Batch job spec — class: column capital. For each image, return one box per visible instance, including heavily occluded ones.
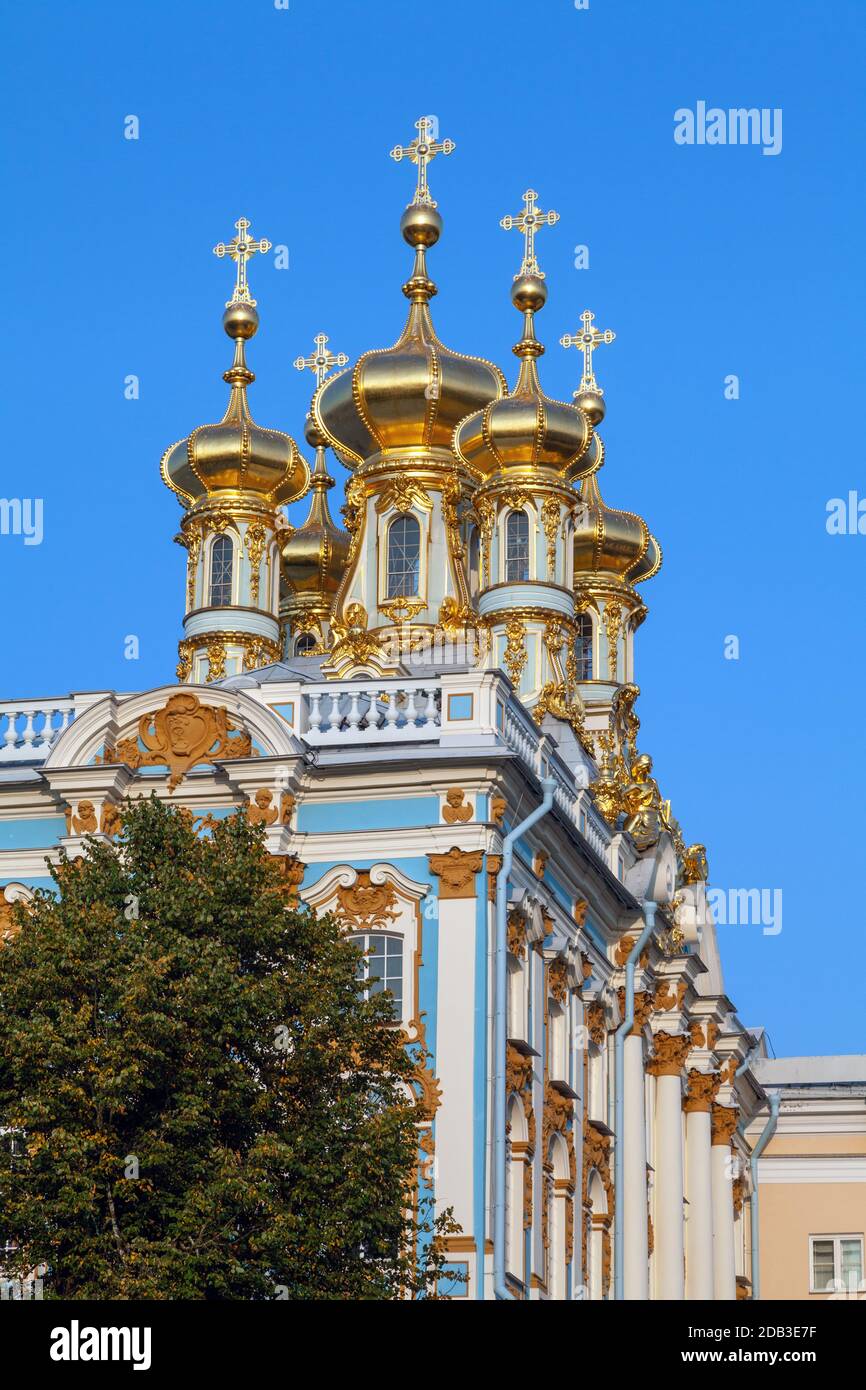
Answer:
[617,987,654,1037]
[683,1068,721,1114]
[646,1030,691,1077]
[711,1103,740,1146]
[427,846,483,898]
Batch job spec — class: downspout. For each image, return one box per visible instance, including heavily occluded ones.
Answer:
[745,1091,780,1301]
[613,900,657,1301]
[493,777,557,1302]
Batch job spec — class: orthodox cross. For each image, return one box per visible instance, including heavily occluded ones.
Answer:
[213,217,272,306]
[390,116,455,206]
[293,332,349,388]
[500,190,559,277]
[560,310,616,392]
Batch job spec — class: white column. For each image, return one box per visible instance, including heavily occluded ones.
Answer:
[623,1031,648,1299]
[711,1106,739,1300]
[684,1072,718,1301]
[434,896,477,1241]
[649,1033,690,1300]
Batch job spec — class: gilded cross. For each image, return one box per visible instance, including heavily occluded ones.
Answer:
[213,217,272,307]
[560,310,616,392]
[390,116,455,207]
[293,332,349,389]
[500,190,559,277]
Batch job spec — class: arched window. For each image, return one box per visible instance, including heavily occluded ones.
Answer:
[468,526,481,598]
[506,1095,527,1285]
[575,611,593,680]
[386,514,421,598]
[294,633,316,656]
[505,511,530,582]
[209,535,233,607]
[348,932,403,1019]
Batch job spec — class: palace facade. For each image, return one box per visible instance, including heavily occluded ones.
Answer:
[2,120,862,1300]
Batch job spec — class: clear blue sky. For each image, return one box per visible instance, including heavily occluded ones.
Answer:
[1,0,864,1055]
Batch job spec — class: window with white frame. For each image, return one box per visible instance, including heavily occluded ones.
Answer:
[209,534,234,607]
[505,510,530,582]
[809,1234,864,1294]
[386,514,421,598]
[348,932,403,1019]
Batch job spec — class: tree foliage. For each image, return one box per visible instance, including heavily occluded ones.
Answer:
[0,797,457,1299]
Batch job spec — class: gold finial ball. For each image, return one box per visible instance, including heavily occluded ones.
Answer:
[223,301,259,340]
[401,203,442,248]
[304,413,329,449]
[574,388,606,426]
[511,273,547,313]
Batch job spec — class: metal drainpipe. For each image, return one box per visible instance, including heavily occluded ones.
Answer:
[745,1091,780,1301]
[613,900,657,1301]
[493,777,557,1302]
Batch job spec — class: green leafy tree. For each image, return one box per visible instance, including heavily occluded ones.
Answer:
[0,797,458,1299]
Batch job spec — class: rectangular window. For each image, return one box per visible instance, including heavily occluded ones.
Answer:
[809,1234,864,1294]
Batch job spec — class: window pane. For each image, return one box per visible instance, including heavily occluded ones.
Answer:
[348,933,402,1018]
[575,612,593,679]
[505,512,530,582]
[387,515,421,597]
[841,1239,863,1282]
[209,535,233,607]
[812,1240,835,1289]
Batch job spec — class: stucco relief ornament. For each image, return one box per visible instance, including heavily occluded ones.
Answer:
[427,847,483,899]
[548,958,569,1005]
[99,693,255,792]
[335,871,399,932]
[441,788,473,824]
[621,753,664,850]
[682,842,709,885]
[646,1030,692,1077]
[682,1068,721,1113]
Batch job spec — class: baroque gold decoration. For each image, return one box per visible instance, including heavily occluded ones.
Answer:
[646,1031,691,1078]
[442,788,472,824]
[176,638,195,682]
[244,523,267,605]
[335,871,399,932]
[683,1069,721,1114]
[602,599,623,681]
[100,801,122,838]
[548,959,569,1006]
[682,843,709,885]
[390,115,455,209]
[329,602,381,666]
[275,854,305,906]
[711,1104,740,1147]
[428,847,483,899]
[500,189,560,279]
[573,899,588,926]
[71,800,97,835]
[378,597,425,625]
[507,909,526,959]
[101,693,255,792]
[503,615,528,687]
[560,309,616,397]
[541,497,561,578]
[247,789,279,826]
[206,639,227,682]
[213,216,271,308]
[375,476,431,514]
[487,853,502,903]
[586,1002,606,1047]
[616,987,654,1036]
[491,795,507,827]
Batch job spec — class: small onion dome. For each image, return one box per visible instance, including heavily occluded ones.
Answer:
[279,445,350,603]
[573,471,662,585]
[162,301,310,508]
[452,274,600,483]
[311,205,506,468]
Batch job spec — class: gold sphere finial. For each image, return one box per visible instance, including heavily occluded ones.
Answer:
[573,388,606,426]
[401,202,442,248]
[223,301,259,341]
[511,273,547,314]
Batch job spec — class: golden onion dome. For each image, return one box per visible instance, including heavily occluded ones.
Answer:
[161,299,309,509]
[452,271,599,482]
[279,428,350,602]
[311,203,507,468]
[573,469,662,585]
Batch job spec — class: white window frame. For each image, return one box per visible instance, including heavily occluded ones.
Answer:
[808,1233,864,1294]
